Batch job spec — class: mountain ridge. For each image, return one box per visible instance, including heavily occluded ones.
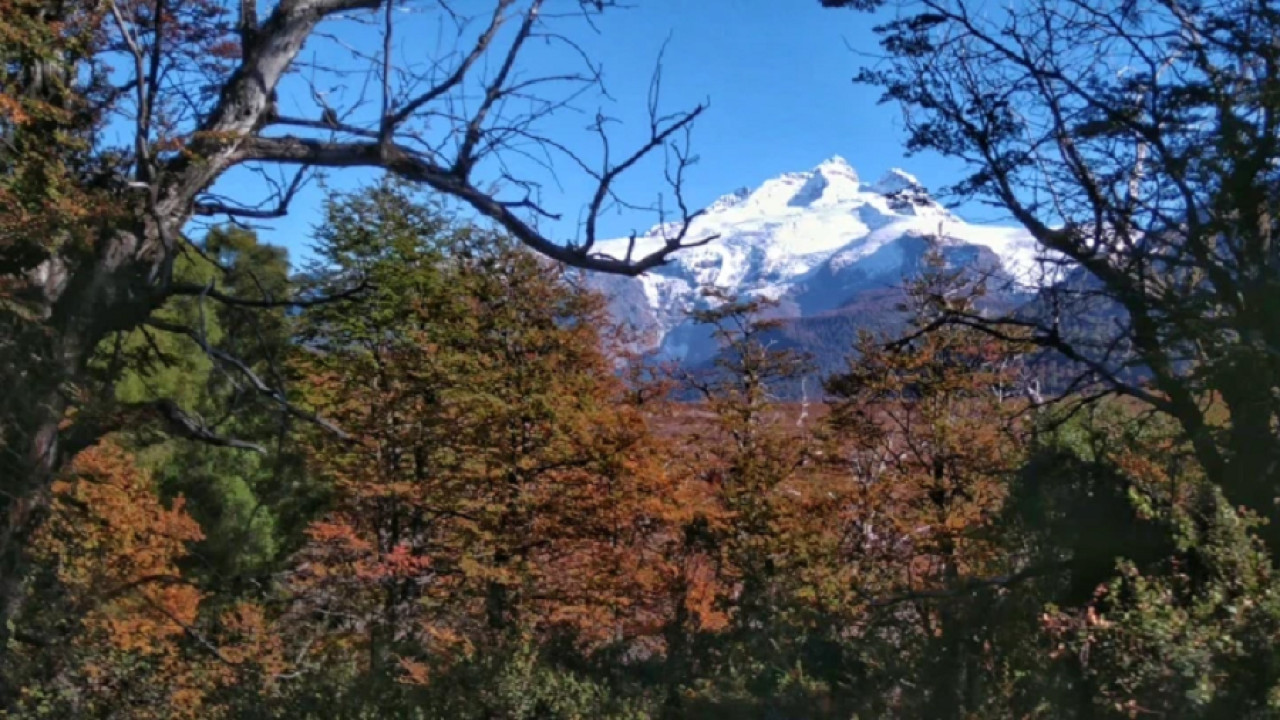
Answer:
[587,156,1047,367]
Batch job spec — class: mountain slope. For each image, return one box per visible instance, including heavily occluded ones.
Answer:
[588,156,1046,367]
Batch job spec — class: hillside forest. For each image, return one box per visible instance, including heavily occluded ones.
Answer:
[4,0,1280,718]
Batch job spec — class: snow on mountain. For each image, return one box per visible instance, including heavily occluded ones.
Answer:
[869,167,922,196]
[588,157,1048,363]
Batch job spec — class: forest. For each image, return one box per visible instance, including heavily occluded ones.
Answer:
[3,0,1280,717]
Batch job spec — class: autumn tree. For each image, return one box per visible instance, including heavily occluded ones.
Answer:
[823,250,1033,717]
[0,0,716,663]
[3,441,288,719]
[278,183,674,717]
[5,442,209,718]
[643,288,862,717]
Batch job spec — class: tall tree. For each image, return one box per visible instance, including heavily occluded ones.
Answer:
[824,252,1031,717]
[653,289,859,717]
[1029,403,1280,718]
[836,0,1280,549]
[282,184,672,715]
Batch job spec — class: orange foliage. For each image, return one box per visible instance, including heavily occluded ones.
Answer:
[825,269,1031,604]
[290,242,686,682]
[34,443,205,655]
[11,442,286,719]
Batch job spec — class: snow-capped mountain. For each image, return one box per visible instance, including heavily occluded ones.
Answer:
[588,156,1047,367]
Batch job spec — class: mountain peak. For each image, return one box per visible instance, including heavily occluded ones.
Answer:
[589,155,1043,364]
[871,168,922,195]
[787,156,861,208]
[814,155,858,179]
[705,186,753,212]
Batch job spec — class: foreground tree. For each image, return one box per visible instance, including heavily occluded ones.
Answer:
[0,0,713,661]
[823,252,1032,717]
[278,184,673,717]
[1030,404,1280,718]
[651,289,864,717]
[835,0,1280,549]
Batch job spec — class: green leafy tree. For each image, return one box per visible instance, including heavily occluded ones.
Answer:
[1022,405,1280,718]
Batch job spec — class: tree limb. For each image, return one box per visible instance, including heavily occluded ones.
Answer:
[167,279,368,308]
[146,320,352,441]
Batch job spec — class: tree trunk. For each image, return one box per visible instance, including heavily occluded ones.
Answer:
[1219,376,1280,551]
[0,381,69,702]
[0,228,158,703]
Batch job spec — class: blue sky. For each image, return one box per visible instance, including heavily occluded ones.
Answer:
[230,0,989,265]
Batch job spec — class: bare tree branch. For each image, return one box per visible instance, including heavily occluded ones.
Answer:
[1,0,718,652]
[167,279,368,308]
[150,399,268,453]
[237,128,717,274]
[194,166,312,219]
[854,0,1280,541]
[146,319,352,441]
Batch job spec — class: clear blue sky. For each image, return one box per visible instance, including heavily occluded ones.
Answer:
[232,1,987,266]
